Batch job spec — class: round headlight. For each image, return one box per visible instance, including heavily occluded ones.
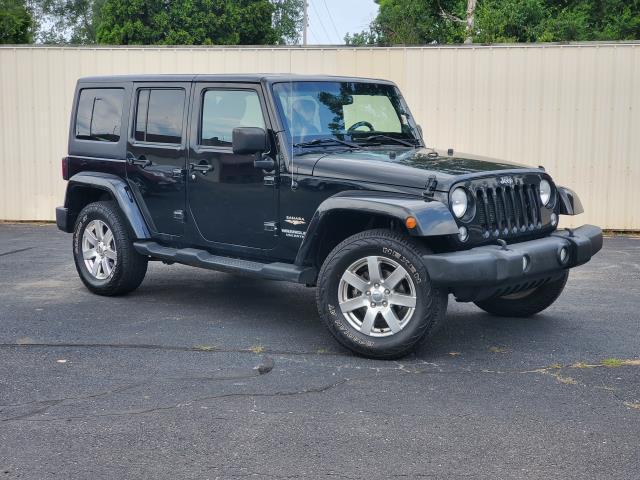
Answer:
[450,188,468,218]
[539,179,552,206]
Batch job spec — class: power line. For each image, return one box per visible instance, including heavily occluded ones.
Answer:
[302,1,308,45]
[309,0,334,44]
[321,0,341,42]
[307,26,320,44]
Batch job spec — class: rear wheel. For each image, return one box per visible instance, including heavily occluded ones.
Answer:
[316,229,447,359]
[474,271,569,317]
[73,201,148,296]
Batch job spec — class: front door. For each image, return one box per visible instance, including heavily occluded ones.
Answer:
[187,83,277,250]
[126,82,190,238]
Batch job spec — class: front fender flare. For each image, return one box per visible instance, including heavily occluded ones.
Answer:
[65,172,151,239]
[295,191,459,266]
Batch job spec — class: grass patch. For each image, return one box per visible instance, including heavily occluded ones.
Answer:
[193,345,215,352]
[250,345,265,354]
[602,358,625,367]
[555,374,578,385]
[488,346,509,354]
[570,362,597,369]
[603,358,640,367]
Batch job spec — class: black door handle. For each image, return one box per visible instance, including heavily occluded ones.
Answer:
[127,154,151,168]
[190,163,213,174]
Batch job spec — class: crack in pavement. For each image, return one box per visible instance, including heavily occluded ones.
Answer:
[2,341,638,423]
[5,358,637,423]
[1,378,350,423]
[0,356,277,422]
[0,247,34,257]
[0,342,343,357]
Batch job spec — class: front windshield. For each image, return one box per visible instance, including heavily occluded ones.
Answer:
[272,81,421,148]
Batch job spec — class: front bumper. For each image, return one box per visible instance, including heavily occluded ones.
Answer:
[422,224,603,302]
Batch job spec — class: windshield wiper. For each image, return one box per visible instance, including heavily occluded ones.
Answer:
[293,138,359,149]
[353,135,418,147]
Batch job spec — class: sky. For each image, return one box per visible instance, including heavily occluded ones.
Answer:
[305,0,379,45]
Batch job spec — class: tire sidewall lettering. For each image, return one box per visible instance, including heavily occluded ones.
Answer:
[73,213,89,256]
[381,245,422,285]
[333,316,375,347]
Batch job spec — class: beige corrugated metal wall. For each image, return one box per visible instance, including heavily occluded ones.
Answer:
[1,44,638,229]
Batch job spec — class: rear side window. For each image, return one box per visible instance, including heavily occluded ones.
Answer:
[134,88,185,144]
[75,88,124,142]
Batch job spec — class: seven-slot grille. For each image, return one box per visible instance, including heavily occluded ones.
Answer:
[474,182,543,237]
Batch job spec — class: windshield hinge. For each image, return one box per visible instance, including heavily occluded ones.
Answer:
[423,176,438,200]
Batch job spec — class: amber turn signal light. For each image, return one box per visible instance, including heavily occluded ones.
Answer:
[405,217,417,229]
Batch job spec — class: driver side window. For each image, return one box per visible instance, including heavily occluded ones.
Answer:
[200,89,265,147]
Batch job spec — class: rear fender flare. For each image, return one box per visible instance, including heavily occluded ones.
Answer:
[295,191,459,266]
[65,172,150,239]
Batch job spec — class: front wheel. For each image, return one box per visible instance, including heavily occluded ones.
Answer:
[474,271,569,317]
[316,229,448,359]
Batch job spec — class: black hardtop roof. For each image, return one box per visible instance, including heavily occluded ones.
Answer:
[78,73,395,85]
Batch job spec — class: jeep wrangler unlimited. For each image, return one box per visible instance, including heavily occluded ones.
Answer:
[56,74,602,359]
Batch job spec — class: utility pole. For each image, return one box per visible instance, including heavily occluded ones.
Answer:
[303,1,308,45]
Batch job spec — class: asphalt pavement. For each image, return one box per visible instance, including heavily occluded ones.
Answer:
[0,224,639,479]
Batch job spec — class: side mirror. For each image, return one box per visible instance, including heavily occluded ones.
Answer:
[232,127,267,155]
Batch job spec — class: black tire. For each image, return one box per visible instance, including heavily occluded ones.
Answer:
[474,271,569,317]
[316,229,448,359]
[73,201,148,296]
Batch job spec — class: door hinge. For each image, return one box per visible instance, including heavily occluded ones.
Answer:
[264,221,278,235]
[173,210,185,222]
[264,175,279,187]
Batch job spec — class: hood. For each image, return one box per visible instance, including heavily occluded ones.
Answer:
[310,147,542,191]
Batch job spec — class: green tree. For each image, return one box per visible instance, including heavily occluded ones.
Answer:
[348,0,640,45]
[35,0,104,43]
[0,0,34,43]
[271,0,303,44]
[346,0,467,45]
[95,0,277,45]
[345,29,381,46]
[474,0,548,43]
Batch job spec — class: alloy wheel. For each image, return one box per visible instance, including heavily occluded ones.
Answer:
[82,219,117,280]
[338,255,417,337]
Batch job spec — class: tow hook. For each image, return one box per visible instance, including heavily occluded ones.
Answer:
[497,239,509,251]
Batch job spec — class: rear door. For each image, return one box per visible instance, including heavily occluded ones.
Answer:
[126,82,191,239]
[186,83,277,250]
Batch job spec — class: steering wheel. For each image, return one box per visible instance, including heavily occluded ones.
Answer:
[347,121,374,134]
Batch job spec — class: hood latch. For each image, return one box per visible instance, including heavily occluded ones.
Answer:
[423,175,438,200]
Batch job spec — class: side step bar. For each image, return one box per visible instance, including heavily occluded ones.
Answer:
[133,241,316,284]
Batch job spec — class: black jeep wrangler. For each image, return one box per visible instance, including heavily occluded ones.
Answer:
[56,74,602,359]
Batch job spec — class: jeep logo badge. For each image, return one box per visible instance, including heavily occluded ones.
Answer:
[499,176,514,186]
